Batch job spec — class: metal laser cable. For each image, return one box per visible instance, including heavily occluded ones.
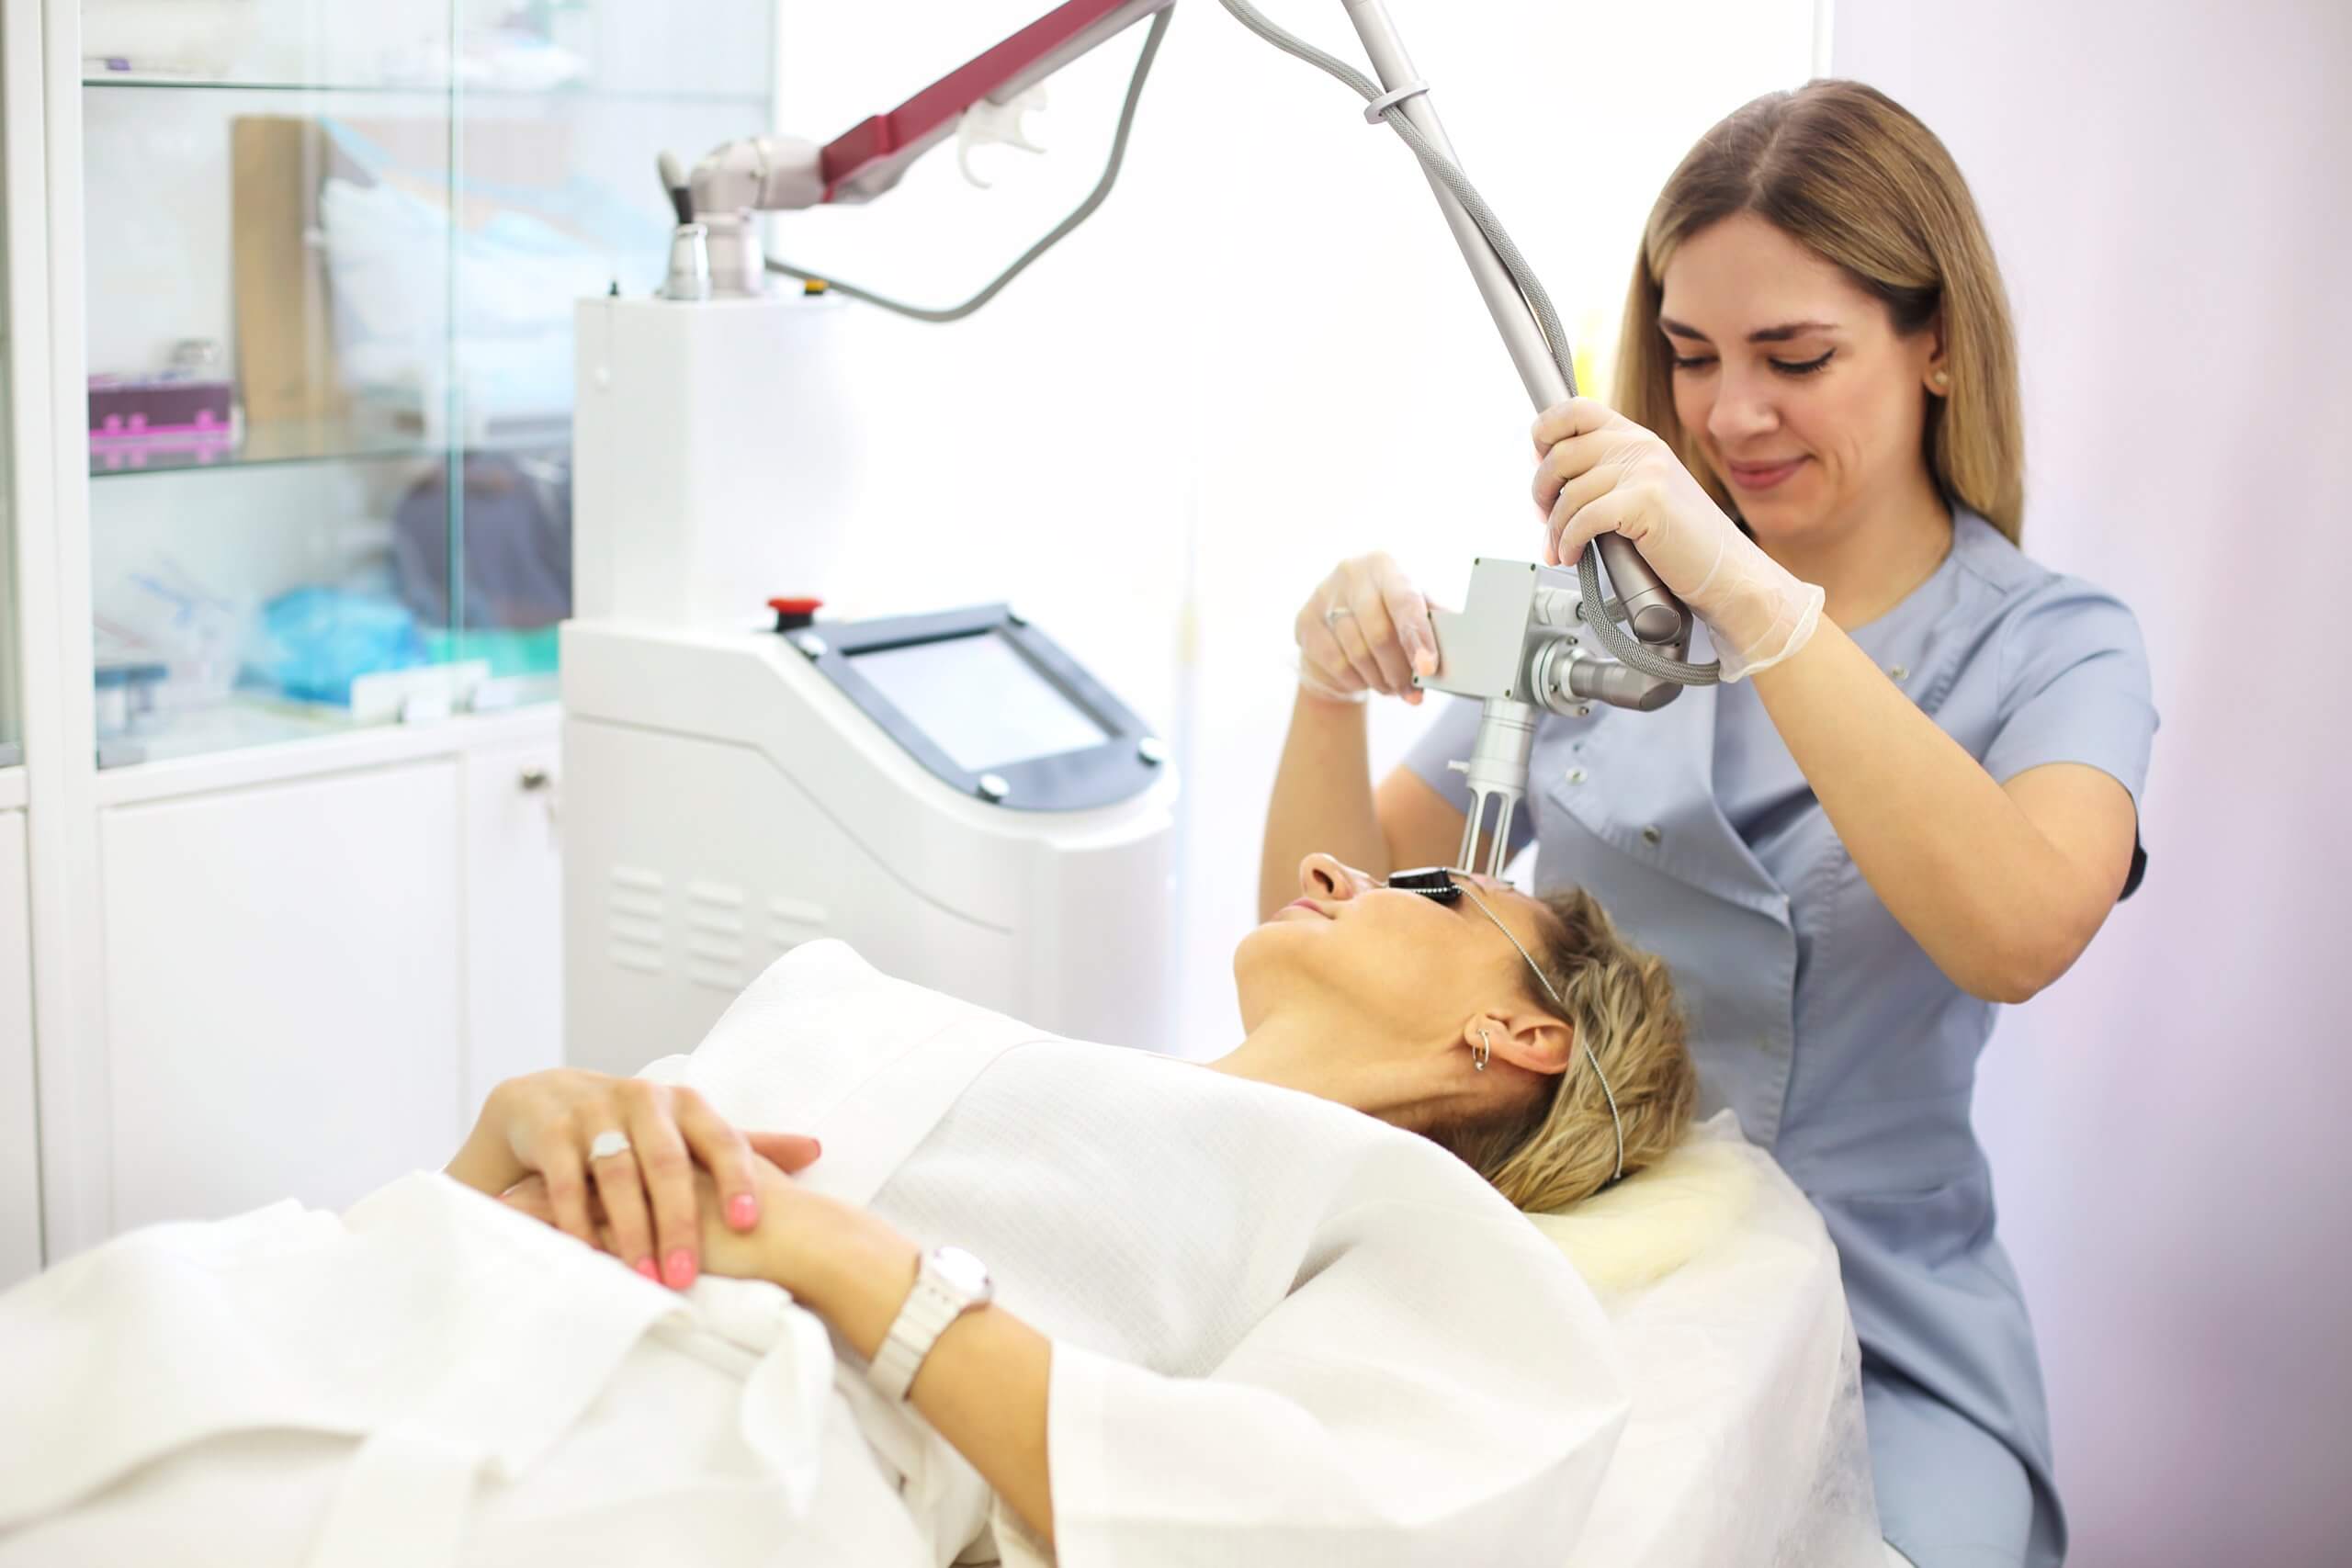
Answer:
[1215,0,1715,686]
[764,0,1717,685]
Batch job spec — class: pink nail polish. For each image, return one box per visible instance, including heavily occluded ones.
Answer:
[729,1193,758,1230]
[663,1249,697,1290]
[634,1258,660,1282]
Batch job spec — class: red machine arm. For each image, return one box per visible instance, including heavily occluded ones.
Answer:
[820,0,1178,204]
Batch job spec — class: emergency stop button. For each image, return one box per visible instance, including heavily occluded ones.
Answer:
[769,596,824,632]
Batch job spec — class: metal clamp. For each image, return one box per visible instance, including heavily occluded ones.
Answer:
[661,222,712,301]
[1448,696,1540,878]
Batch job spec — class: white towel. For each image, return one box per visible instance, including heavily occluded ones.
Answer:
[0,1173,925,1568]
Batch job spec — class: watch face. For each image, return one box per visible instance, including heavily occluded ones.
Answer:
[932,1245,991,1297]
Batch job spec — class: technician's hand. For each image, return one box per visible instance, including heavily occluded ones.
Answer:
[447,1068,822,1290]
[1531,396,1822,681]
[1295,552,1442,706]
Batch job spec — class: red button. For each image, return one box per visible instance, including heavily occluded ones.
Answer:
[767,596,824,616]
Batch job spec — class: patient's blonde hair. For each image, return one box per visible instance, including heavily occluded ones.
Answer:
[1442,888,1696,1212]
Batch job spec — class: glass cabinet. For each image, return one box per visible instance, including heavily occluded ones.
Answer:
[0,53,18,772]
[77,0,777,765]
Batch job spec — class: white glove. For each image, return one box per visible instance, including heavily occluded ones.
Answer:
[1294,553,1440,706]
[1530,397,1824,682]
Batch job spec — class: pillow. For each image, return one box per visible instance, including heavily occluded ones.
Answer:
[1525,1111,1760,1294]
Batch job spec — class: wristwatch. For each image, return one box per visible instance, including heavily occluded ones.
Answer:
[868,1245,994,1403]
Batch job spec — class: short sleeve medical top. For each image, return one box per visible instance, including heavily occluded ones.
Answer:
[1404,511,2156,1568]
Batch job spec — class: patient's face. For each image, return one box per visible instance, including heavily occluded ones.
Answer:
[1235,852,1556,1042]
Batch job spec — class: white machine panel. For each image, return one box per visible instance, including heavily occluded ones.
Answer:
[572,292,862,626]
[562,621,1177,1077]
[849,632,1111,773]
[567,287,1177,1076]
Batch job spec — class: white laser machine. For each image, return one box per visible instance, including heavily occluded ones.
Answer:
[564,296,1177,1076]
[563,6,1208,1074]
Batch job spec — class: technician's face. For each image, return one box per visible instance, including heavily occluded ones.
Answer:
[1657,211,1943,549]
[1239,852,1549,1038]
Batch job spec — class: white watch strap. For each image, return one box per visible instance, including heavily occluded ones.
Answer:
[869,1252,979,1403]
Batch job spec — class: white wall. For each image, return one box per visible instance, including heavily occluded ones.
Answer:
[780,0,1816,1048]
[1832,4,2352,1563]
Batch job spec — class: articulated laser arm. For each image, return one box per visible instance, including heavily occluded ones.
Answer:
[653,0,1718,872]
[655,1,1174,295]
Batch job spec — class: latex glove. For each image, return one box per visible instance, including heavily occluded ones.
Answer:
[1294,552,1441,706]
[1531,397,1824,681]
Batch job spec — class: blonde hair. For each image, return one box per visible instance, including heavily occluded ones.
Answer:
[1611,79,2026,543]
[1441,887,1696,1212]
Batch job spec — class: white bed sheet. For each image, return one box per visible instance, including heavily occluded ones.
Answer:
[1543,1111,1882,1567]
[0,990,1873,1568]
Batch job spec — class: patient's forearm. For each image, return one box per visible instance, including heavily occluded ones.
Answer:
[911,1308,1055,1547]
[803,1224,1057,1547]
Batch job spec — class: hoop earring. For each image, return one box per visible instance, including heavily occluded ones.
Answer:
[1473,1028,1491,1073]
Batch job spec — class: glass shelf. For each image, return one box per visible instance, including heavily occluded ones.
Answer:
[84,76,772,108]
[96,691,383,768]
[80,0,777,770]
[94,668,561,770]
[87,413,575,478]
[90,416,433,478]
[79,0,778,100]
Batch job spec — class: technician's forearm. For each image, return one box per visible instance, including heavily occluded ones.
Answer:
[805,1228,1057,1547]
[1260,690,1391,919]
[1752,621,2113,1001]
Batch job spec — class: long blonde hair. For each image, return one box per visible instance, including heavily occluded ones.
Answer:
[1440,887,1695,1212]
[1612,79,2026,543]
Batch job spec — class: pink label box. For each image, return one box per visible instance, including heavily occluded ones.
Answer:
[88,377,238,451]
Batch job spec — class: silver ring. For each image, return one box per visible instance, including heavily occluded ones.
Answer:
[1322,604,1356,627]
[587,1129,633,1162]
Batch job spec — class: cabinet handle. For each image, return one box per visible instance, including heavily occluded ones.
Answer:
[519,768,552,792]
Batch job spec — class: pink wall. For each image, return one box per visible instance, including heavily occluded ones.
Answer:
[1834,3,2352,1562]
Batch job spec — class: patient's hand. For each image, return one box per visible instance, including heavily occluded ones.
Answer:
[501,1156,899,1311]
[447,1068,821,1290]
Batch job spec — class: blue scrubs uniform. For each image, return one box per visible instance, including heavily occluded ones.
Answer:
[1406,512,2154,1568]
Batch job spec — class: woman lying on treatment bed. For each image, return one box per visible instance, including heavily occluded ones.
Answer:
[0,855,1696,1567]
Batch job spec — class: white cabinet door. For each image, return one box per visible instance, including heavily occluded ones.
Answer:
[462,738,563,1114]
[0,809,37,1287]
[101,761,464,1231]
